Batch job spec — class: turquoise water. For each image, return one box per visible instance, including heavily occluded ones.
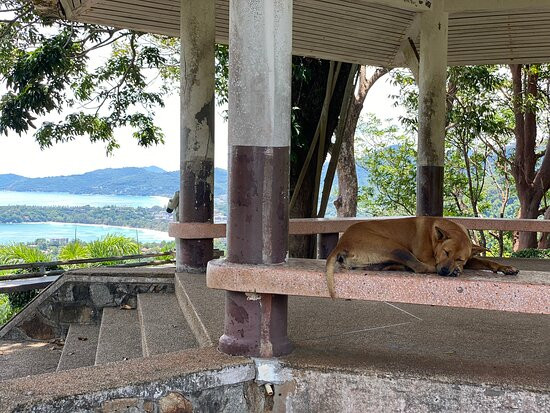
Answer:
[0,222,171,244]
[0,191,172,244]
[0,191,169,208]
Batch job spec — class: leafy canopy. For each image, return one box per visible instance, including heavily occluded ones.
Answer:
[0,1,229,153]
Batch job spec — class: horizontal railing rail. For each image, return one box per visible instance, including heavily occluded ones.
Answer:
[170,217,550,239]
[0,252,174,273]
[0,252,175,282]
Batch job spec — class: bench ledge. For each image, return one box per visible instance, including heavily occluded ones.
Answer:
[206,258,550,315]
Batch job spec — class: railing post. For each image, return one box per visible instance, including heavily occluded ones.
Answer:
[218,0,293,357]
[177,0,215,272]
[317,233,339,259]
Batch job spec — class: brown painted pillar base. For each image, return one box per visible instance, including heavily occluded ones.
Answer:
[219,291,292,357]
[227,146,289,264]
[178,240,213,271]
[220,146,292,357]
[178,158,214,271]
[317,233,339,259]
[416,165,444,217]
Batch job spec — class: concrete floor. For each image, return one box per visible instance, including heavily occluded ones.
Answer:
[180,270,550,390]
[2,261,549,393]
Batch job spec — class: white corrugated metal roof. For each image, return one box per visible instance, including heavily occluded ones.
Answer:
[55,0,550,66]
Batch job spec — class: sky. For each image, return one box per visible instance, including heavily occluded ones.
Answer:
[0,70,401,178]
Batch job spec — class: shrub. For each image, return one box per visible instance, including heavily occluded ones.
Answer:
[511,248,550,258]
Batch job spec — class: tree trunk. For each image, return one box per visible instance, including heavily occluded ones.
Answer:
[509,64,550,250]
[289,58,352,257]
[335,66,389,217]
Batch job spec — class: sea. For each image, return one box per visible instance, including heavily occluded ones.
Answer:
[0,191,172,244]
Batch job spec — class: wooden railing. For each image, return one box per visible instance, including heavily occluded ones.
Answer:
[170,217,550,239]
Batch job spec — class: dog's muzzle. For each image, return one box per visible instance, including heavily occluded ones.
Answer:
[438,266,460,277]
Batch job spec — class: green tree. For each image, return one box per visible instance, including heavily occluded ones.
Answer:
[392,65,550,250]
[0,243,50,264]
[0,0,174,151]
[0,243,50,315]
[59,240,90,268]
[357,114,416,216]
[87,234,138,265]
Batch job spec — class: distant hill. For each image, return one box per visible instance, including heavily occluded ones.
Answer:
[0,164,367,210]
[0,167,229,198]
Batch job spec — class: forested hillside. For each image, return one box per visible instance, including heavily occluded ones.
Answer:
[0,167,229,197]
[0,205,171,231]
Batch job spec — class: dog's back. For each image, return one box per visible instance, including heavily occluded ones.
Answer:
[325,217,472,298]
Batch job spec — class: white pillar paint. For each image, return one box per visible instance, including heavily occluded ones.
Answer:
[418,2,448,168]
[228,0,293,148]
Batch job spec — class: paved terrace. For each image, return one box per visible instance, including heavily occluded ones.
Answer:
[1,263,548,411]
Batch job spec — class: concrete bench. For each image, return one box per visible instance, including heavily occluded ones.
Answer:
[207,258,550,315]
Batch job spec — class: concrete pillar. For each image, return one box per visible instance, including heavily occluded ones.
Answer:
[177,0,215,271]
[219,0,293,357]
[416,2,448,216]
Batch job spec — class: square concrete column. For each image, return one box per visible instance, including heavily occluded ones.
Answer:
[219,0,293,357]
[417,2,448,216]
[177,0,215,271]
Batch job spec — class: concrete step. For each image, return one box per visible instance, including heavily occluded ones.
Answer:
[1,339,62,380]
[95,307,142,365]
[137,293,197,357]
[174,273,225,347]
[57,324,99,372]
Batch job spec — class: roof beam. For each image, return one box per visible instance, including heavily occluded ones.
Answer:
[352,0,431,12]
[391,14,421,79]
[445,0,550,13]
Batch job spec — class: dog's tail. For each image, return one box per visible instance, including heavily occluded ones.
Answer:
[325,249,342,299]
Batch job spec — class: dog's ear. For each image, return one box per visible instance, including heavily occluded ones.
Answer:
[434,226,450,241]
[471,244,489,256]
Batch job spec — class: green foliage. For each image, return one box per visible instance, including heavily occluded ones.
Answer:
[7,289,38,310]
[215,44,229,110]
[0,244,47,312]
[0,1,189,152]
[357,115,416,216]
[86,234,140,266]
[0,243,50,265]
[87,234,138,261]
[0,293,14,325]
[59,240,90,261]
[511,249,550,258]
[157,241,176,261]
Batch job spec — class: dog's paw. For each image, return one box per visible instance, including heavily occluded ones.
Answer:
[499,266,519,276]
[438,271,459,278]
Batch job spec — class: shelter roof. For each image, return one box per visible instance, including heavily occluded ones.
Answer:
[47,0,550,66]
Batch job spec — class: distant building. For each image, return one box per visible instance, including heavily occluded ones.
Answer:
[49,238,69,246]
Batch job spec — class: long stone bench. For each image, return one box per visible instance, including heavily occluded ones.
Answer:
[207,258,550,315]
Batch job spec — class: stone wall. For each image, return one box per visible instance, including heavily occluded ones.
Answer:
[1,269,174,341]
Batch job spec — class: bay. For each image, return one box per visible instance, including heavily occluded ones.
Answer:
[0,222,171,244]
[0,191,169,208]
[0,191,172,244]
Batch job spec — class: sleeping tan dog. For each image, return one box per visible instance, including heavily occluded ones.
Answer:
[325,217,519,298]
